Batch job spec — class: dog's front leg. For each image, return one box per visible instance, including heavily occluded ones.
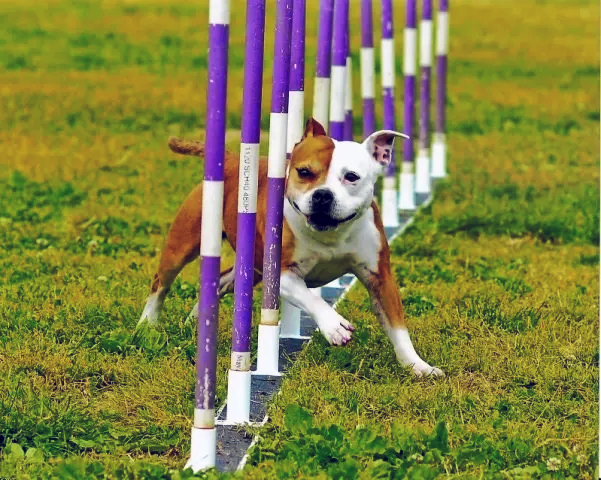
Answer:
[280,271,354,345]
[354,261,444,377]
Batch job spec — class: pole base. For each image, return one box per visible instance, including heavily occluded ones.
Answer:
[415,150,431,194]
[398,172,416,211]
[279,300,302,338]
[382,186,400,228]
[185,427,216,473]
[254,324,282,376]
[224,369,251,425]
[431,134,447,178]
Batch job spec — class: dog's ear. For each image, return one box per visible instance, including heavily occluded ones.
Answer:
[302,117,327,139]
[362,130,410,167]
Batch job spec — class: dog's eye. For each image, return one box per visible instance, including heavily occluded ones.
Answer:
[296,168,313,179]
[344,172,360,183]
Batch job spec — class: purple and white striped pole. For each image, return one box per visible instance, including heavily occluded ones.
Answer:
[329,0,348,141]
[399,0,417,211]
[343,14,353,141]
[324,0,349,290]
[415,0,433,202]
[186,0,229,472]
[255,0,293,376]
[360,0,375,138]
[225,0,266,425]
[281,0,307,339]
[380,0,400,227]
[312,0,334,129]
[431,0,448,178]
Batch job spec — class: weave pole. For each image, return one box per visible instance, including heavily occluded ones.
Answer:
[329,0,348,141]
[225,0,266,425]
[280,0,307,339]
[255,0,294,376]
[322,0,349,291]
[360,0,375,137]
[343,13,353,141]
[414,0,433,203]
[312,0,334,128]
[186,0,229,471]
[399,0,417,211]
[380,0,400,227]
[431,0,448,178]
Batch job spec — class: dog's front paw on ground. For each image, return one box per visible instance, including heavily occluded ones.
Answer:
[319,316,354,346]
[411,362,445,377]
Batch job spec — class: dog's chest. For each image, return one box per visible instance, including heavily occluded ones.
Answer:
[294,246,354,287]
[290,216,381,288]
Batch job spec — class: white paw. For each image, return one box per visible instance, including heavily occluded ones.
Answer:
[138,293,162,327]
[318,315,354,346]
[410,361,445,377]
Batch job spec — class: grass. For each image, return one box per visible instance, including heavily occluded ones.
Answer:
[0,0,598,478]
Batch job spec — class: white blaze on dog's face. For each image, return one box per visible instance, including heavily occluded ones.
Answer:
[286,118,409,232]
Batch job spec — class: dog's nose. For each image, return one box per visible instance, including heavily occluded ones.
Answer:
[312,188,334,212]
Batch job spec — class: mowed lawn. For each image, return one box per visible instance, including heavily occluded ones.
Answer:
[0,0,599,478]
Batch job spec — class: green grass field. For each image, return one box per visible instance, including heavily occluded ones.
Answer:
[0,0,599,478]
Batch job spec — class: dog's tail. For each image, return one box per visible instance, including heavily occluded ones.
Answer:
[168,136,205,157]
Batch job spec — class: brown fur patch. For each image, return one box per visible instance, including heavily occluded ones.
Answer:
[153,136,298,295]
[367,201,407,328]
[287,135,335,194]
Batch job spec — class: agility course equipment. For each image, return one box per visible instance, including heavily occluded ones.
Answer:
[280,0,307,340]
[185,0,229,470]
[224,0,266,426]
[360,0,376,138]
[398,0,417,211]
[188,0,449,471]
[254,0,294,377]
[380,0,401,227]
[432,0,448,178]
[415,0,433,202]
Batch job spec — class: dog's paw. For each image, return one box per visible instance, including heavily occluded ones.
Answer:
[411,361,445,377]
[319,315,354,346]
[138,293,162,327]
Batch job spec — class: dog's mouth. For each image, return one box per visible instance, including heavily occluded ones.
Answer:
[306,211,356,231]
[290,199,356,231]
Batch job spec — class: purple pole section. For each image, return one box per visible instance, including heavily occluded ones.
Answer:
[436,0,448,136]
[361,0,375,137]
[262,0,293,314]
[290,0,306,94]
[343,7,353,141]
[419,0,432,151]
[316,0,334,78]
[232,0,266,359]
[196,23,228,413]
[381,0,396,178]
[329,0,349,141]
[287,0,306,159]
[403,0,417,164]
[313,0,334,130]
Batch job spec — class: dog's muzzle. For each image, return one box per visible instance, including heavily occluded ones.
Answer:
[303,189,356,231]
[289,192,357,232]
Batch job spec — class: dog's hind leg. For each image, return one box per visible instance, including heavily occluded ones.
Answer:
[139,185,204,326]
[187,267,263,322]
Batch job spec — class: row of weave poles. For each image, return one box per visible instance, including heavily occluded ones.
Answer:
[186,0,449,471]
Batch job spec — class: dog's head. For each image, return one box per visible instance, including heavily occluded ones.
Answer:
[286,118,408,232]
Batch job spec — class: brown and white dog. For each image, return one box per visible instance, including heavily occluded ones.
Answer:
[139,118,443,376]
